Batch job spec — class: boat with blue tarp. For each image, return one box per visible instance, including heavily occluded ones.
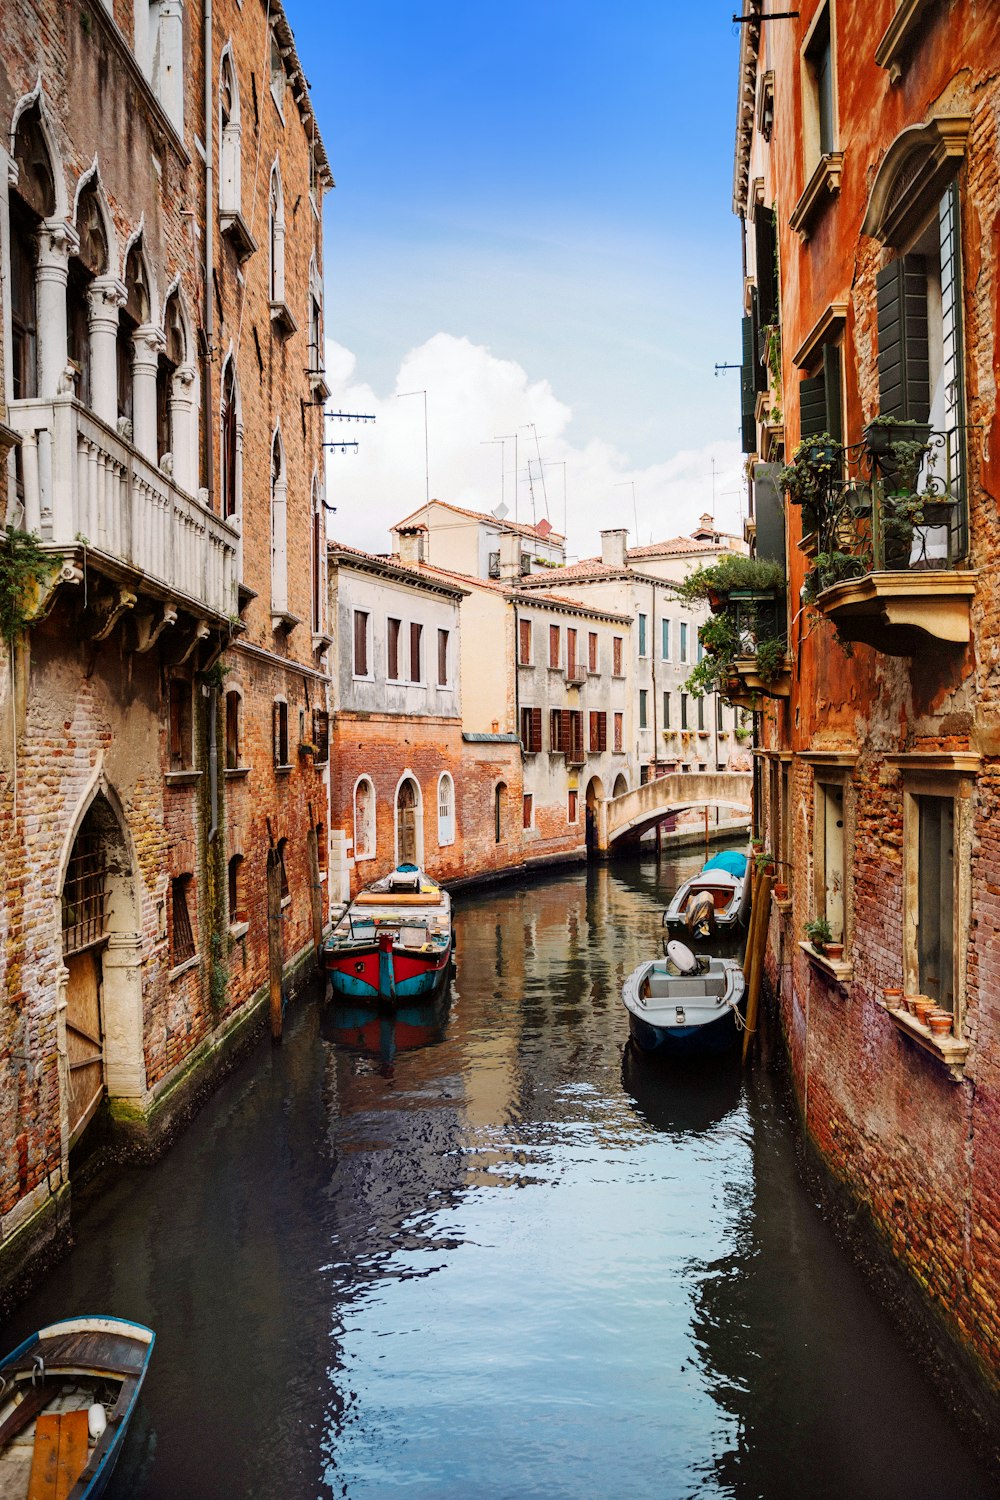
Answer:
[663,848,751,937]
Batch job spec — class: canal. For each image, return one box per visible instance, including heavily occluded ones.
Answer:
[4,856,997,1498]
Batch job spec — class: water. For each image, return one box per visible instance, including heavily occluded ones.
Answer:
[4,856,997,1498]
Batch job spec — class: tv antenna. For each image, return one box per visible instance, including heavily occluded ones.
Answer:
[614,481,639,543]
[521,423,549,519]
[397,389,429,505]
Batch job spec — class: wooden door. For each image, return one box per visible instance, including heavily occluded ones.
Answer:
[65,949,104,1143]
[397,781,418,866]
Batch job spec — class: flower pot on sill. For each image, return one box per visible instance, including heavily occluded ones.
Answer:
[883,987,903,1009]
[824,942,844,961]
[774,882,788,900]
[863,420,931,457]
[913,997,935,1026]
[928,1009,954,1038]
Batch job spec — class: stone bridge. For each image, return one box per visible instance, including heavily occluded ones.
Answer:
[594,772,753,853]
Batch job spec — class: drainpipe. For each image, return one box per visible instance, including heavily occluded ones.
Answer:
[202,0,214,507]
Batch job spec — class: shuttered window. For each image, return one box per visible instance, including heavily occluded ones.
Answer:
[171,876,196,964]
[639,690,648,729]
[799,344,842,441]
[520,706,542,753]
[741,312,757,452]
[755,206,779,335]
[273,700,288,767]
[589,711,607,752]
[613,636,623,675]
[410,622,423,682]
[918,795,955,1010]
[387,617,401,679]
[876,256,930,422]
[588,631,598,672]
[549,624,561,667]
[567,628,578,676]
[353,610,369,676]
[614,712,623,752]
[519,618,532,664]
[437,628,449,686]
[311,709,329,765]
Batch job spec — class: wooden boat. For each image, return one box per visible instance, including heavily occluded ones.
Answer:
[323,865,452,1004]
[0,1316,154,1499]
[663,850,751,938]
[622,943,746,1057]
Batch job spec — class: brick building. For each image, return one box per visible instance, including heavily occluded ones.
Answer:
[734,0,1000,1437]
[0,0,331,1301]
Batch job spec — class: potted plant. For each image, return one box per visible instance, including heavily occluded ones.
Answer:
[754,635,787,685]
[778,432,843,514]
[802,550,864,603]
[862,415,931,458]
[804,915,833,953]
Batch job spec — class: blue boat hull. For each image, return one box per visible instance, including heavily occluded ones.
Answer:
[628,1005,741,1057]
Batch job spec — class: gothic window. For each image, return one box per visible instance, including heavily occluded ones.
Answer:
[354,778,375,860]
[221,357,239,518]
[271,430,288,614]
[219,49,242,215]
[269,165,285,303]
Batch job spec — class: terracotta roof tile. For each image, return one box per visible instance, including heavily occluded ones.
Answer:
[392,499,565,545]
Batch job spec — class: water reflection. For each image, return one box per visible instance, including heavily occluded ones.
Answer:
[1,852,996,1498]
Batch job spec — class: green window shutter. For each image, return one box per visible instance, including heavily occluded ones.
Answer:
[751,287,767,393]
[876,256,930,421]
[752,462,786,564]
[822,343,842,442]
[755,206,778,334]
[799,372,827,439]
[741,314,757,452]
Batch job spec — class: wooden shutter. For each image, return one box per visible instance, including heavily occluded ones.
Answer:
[876,255,930,422]
[530,707,541,752]
[387,618,400,679]
[550,708,560,750]
[613,636,622,675]
[567,628,577,675]
[588,632,598,671]
[438,628,448,685]
[560,709,572,752]
[354,611,368,675]
[799,371,828,439]
[614,712,623,752]
[549,624,560,666]
[590,710,599,750]
[272,701,281,765]
[752,462,786,563]
[755,206,778,335]
[822,343,842,442]
[410,621,422,681]
[751,286,767,393]
[741,313,757,452]
[519,618,531,663]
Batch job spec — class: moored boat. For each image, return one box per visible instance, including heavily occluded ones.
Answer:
[622,942,746,1057]
[663,849,751,938]
[323,865,452,1005]
[0,1316,154,1499]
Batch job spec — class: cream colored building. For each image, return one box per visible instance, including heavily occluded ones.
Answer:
[391,500,565,580]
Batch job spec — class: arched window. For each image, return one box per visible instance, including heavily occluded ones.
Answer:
[67,179,109,410]
[270,429,288,616]
[494,782,507,844]
[219,48,241,216]
[307,254,323,374]
[10,104,58,403]
[156,291,185,465]
[228,853,244,925]
[354,777,375,860]
[224,689,241,769]
[311,475,324,634]
[220,355,240,518]
[396,777,422,867]
[437,773,455,847]
[269,163,285,304]
[117,238,151,429]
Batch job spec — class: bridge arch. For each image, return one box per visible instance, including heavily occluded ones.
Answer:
[596,772,752,852]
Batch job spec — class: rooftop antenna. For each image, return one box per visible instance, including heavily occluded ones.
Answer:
[525,459,538,528]
[521,423,550,520]
[397,389,429,505]
[494,433,518,528]
[614,481,639,544]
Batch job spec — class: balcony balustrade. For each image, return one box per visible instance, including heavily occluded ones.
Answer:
[9,395,239,627]
[790,426,977,655]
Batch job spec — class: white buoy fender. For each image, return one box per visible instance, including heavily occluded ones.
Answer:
[88,1403,107,1441]
[666,939,699,975]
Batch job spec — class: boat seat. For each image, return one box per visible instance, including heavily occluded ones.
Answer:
[28,1409,88,1500]
[648,978,709,998]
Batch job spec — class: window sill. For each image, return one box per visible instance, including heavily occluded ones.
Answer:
[312,631,333,655]
[274,762,293,776]
[280,895,291,910]
[165,770,201,786]
[772,893,793,917]
[270,300,298,338]
[229,920,250,941]
[789,152,844,241]
[220,209,258,263]
[271,610,301,634]
[878,996,969,1079]
[799,941,853,984]
[225,766,250,779]
[168,954,199,981]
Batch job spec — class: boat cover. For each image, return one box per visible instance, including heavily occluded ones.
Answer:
[702,850,748,877]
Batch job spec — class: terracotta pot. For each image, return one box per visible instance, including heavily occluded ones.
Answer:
[774,882,788,900]
[903,995,921,1015]
[928,1010,953,1038]
[825,943,844,960]
[913,998,934,1026]
[883,988,903,1009]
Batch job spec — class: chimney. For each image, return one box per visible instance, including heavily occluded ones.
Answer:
[397,525,425,566]
[601,528,628,568]
[498,529,522,581]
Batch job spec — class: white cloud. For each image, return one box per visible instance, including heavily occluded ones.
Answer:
[324,334,747,558]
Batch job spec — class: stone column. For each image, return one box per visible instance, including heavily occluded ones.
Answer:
[169,363,197,494]
[87,276,127,427]
[271,471,288,613]
[131,324,165,463]
[35,219,79,399]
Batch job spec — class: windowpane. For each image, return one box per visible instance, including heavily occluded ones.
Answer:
[661,619,670,660]
[638,614,647,656]
[918,796,954,1008]
[171,876,196,964]
[639,690,648,729]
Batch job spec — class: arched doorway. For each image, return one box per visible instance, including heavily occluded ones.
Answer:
[60,791,142,1145]
[585,776,604,851]
[396,777,422,867]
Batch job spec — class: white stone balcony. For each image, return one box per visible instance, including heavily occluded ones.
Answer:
[9,396,238,625]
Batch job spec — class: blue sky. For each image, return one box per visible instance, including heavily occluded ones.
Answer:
[288,1,745,554]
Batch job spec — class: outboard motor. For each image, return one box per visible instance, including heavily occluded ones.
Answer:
[684,888,716,940]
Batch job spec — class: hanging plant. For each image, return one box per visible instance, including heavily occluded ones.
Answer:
[0,528,52,645]
[802,550,864,604]
[754,636,787,684]
[778,432,844,513]
[676,553,785,608]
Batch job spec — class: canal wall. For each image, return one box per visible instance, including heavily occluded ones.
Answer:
[760,969,1000,1469]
